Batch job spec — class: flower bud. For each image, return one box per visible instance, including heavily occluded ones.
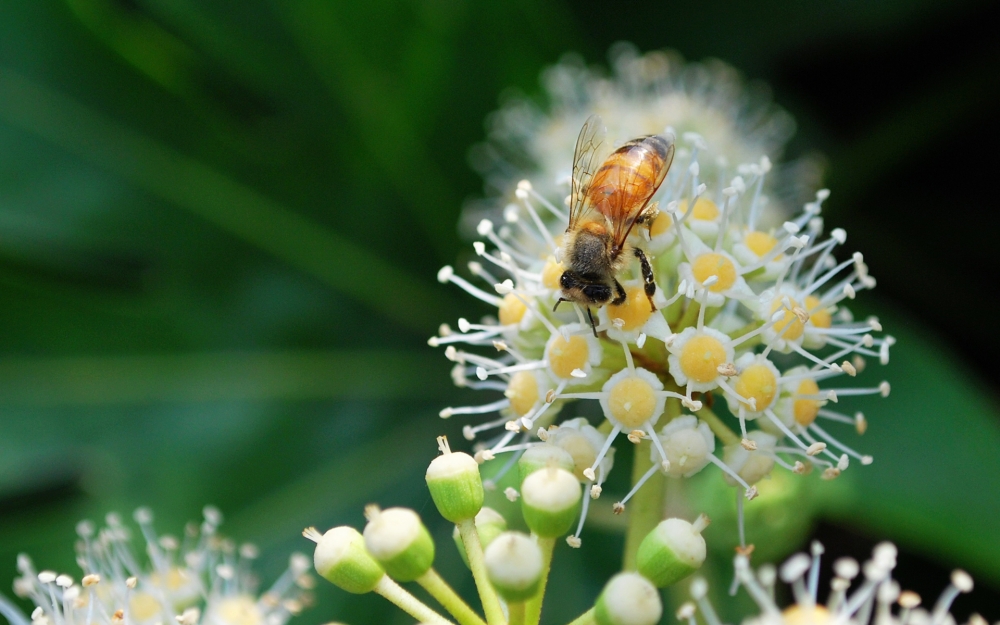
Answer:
[517,444,575,485]
[520,467,581,538]
[594,572,662,625]
[308,526,384,594]
[636,516,707,587]
[362,507,434,582]
[483,532,543,603]
[426,438,484,523]
[452,507,508,568]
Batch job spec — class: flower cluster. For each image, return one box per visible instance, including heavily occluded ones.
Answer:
[433,49,892,549]
[7,508,312,625]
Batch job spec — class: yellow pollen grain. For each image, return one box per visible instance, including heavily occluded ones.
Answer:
[805,295,831,329]
[606,285,653,331]
[794,379,821,426]
[782,604,831,625]
[607,376,658,429]
[216,596,262,625]
[542,259,564,290]
[548,334,590,380]
[558,433,597,481]
[733,364,777,411]
[498,293,528,326]
[681,198,720,221]
[679,335,727,384]
[691,253,737,292]
[505,371,539,417]
[771,296,805,341]
[649,211,673,237]
[744,231,780,258]
[129,593,162,622]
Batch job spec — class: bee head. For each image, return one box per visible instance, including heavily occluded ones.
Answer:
[560,270,612,306]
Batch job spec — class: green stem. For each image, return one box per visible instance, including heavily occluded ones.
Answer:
[523,536,556,625]
[564,607,596,625]
[457,518,507,625]
[374,576,454,625]
[508,603,526,625]
[621,439,665,571]
[696,406,740,446]
[675,300,700,332]
[417,569,487,625]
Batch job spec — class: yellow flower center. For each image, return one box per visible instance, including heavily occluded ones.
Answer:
[733,363,777,411]
[548,334,590,380]
[557,432,597,481]
[770,296,805,341]
[215,596,263,625]
[744,231,780,258]
[794,379,821,426]
[130,593,162,622]
[805,295,831,329]
[542,258,564,290]
[691,253,737,292]
[782,605,831,625]
[649,211,673,237]
[681,198,720,221]
[607,375,658,428]
[606,284,653,331]
[679,335,728,384]
[498,293,527,326]
[505,371,539,417]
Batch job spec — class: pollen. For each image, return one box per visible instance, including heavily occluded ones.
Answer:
[682,197,720,221]
[691,253,737,292]
[649,211,673,237]
[499,293,528,326]
[505,371,540,417]
[770,296,805,341]
[679,335,728,384]
[744,231,779,258]
[542,259,564,290]
[805,295,831,329]
[733,364,777,411]
[607,375,659,429]
[793,379,821,426]
[547,334,590,380]
[606,285,653,331]
[782,605,831,625]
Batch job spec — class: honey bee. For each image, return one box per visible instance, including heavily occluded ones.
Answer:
[554,114,675,335]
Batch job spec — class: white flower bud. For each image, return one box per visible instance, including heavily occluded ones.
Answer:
[363,508,434,582]
[517,444,575,485]
[636,517,707,587]
[452,507,508,569]
[520,467,581,538]
[483,532,543,603]
[594,572,662,625]
[426,438,484,523]
[309,527,384,594]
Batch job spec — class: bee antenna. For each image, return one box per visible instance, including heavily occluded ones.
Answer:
[553,298,568,313]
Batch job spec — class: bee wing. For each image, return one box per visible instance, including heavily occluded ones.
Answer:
[568,114,608,231]
[610,133,675,249]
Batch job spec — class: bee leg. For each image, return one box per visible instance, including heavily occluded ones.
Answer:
[586,307,599,337]
[553,297,569,313]
[634,248,657,311]
[612,279,627,306]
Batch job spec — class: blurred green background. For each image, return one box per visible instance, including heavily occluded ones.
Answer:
[0,0,998,622]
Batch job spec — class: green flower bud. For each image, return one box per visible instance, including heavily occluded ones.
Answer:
[594,572,662,625]
[304,526,384,594]
[452,507,507,568]
[483,532,543,603]
[362,506,435,582]
[520,467,581,538]
[426,437,484,523]
[517,444,575,485]
[636,515,708,588]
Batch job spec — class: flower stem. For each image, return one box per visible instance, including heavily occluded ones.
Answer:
[696,405,740,446]
[621,438,665,571]
[418,568,488,625]
[564,607,596,625]
[508,602,526,625]
[457,518,508,625]
[523,535,556,625]
[374,575,454,625]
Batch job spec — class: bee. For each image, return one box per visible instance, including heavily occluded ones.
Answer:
[554,114,676,335]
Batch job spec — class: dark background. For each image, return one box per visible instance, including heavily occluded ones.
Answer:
[0,1,998,622]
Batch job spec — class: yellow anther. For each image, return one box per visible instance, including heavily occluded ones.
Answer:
[505,371,539,416]
[805,295,831,329]
[607,375,658,429]
[649,211,673,237]
[793,379,821,426]
[606,285,653,331]
[782,605,831,625]
[498,293,528,326]
[679,335,728,384]
[744,231,780,258]
[691,253,737,292]
[771,296,805,341]
[733,364,777,412]
[681,198,720,221]
[547,334,590,380]
[541,258,564,290]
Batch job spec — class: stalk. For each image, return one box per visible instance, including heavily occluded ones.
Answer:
[621,438,665,571]
[457,518,508,625]
[523,536,556,625]
[374,576,454,625]
[417,568,488,625]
